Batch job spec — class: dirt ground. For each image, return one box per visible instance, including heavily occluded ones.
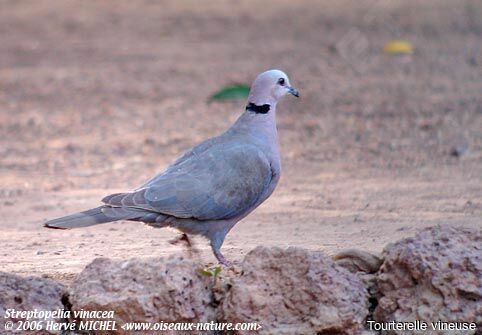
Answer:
[0,0,481,283]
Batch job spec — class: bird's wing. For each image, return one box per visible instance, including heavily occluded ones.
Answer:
[102,141,273,221]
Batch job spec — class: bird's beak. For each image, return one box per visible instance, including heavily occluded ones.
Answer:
[288,86,300,98]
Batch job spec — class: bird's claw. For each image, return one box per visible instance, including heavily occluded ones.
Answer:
[169,233,200,260]
[213,250,231,267]
[169,233,192,247]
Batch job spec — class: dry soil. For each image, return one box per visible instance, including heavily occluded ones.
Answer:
[0,0,481,283]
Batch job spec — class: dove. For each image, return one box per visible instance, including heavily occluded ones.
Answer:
[45,69,299,265]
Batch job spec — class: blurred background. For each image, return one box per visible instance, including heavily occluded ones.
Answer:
[0,0,481,280]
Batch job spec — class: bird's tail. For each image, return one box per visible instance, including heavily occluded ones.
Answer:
[44,206,139,229]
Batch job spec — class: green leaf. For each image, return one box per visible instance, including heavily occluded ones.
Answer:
[213,266,222,277]
[209,84,250,102]
[197,268,213,277]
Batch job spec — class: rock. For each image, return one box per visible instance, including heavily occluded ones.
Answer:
[374,225,482,334]
[333,249,383,326]
[333,249,383,274]
[69,255,216,335]
[219,246,368,335]
[0,272,66,334]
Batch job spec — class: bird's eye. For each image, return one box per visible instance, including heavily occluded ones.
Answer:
[278,78,285,86]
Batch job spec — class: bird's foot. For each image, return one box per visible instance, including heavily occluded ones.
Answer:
[169,233,192,247]
[213,249,231,267]
[169,233,200,259]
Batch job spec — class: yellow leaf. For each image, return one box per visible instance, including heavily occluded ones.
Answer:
[197,268,213,277]
[383,40,413,54]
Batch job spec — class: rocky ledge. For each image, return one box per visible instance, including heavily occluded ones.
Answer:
[1,225,480,335]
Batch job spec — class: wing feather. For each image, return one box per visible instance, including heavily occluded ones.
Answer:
[102,141,273,221]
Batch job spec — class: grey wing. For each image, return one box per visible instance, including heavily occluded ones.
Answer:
[103,143,273,221]
[140,136,222,188]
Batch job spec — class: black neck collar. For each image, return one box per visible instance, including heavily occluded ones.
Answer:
[246,102,270,114]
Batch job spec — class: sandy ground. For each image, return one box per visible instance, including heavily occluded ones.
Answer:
[0,0,481,283]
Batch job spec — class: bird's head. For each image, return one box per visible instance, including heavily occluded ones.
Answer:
[247,69,299,109]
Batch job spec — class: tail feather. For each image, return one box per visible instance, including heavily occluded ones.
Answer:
[44,206,139,229]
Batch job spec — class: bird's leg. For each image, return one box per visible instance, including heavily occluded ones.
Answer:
[169,233,200,259]
[210,237,231,266]
[213,249,231,267]
[179,233,192,247]
[169,233,191,246]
